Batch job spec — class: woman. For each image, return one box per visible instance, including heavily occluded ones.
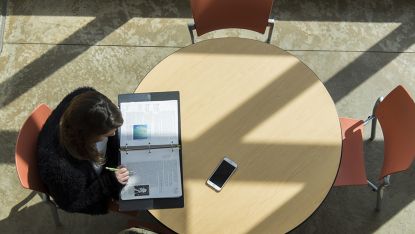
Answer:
[37,87,129,215]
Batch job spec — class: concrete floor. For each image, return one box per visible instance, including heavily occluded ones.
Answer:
[1,0,415,233]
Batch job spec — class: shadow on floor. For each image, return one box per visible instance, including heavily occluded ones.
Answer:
[0,130,18,164]
[0,194,164,234]
[324,22,415,103]
[291,140,415,233]
[0,14,130,108]
[275,0,413,23]
[7,0,414,24]
[2,0,415,108]
[0,202,124,234]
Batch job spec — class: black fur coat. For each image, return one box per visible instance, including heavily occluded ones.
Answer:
[37,87,122,215]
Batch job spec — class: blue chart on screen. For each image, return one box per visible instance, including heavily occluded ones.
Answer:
[133,124,148,140]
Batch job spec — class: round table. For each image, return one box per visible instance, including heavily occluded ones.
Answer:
[135,38,342,233]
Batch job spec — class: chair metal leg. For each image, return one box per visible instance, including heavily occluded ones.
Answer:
[9,191,38,216]
[368,175,390,212]
[363,115,375,126]
[367,179,378,192]
[266,18,275,44]
[375,186,385,212]
[10,191,62,226]
[188,23,196,44]
[370,96,384,141]
[45,195,62,227]
[375,175,390,212]
[47,201,62,227]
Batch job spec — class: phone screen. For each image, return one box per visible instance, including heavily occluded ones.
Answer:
[209,160,237,188]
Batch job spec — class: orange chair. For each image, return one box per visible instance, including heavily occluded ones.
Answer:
[334,118,367,187]
[14,104,62,226]
[188,0,275,44]
[335,85,415,211]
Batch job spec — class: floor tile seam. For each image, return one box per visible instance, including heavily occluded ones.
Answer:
[3,41,183,49]
[0,0,7,55]
[4,42,415,54]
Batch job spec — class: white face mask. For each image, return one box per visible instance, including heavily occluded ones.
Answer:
[94,129,117,142]
[95,137,108,155]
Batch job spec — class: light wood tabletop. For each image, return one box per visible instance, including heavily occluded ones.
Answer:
[135,37,342,233]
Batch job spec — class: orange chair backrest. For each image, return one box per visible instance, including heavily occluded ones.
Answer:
[15,104,52,193]
[191,0,274,36]
[375,85,415,178]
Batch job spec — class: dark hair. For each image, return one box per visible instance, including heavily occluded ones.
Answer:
[59,91,123,163]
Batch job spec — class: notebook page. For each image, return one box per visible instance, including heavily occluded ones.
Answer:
[120,148,182,200]
[119,100,179,147]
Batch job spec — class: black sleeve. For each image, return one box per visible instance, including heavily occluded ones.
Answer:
[38,147,120,215]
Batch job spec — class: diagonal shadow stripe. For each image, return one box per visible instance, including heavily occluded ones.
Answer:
[184,141,339,181]
[0,14,129,108]
[8,0,192,18]
[5,0,413,25]
[274,0,413,23]
[185,62,323,155]
[324,21,415,103]
[0,130,18,164]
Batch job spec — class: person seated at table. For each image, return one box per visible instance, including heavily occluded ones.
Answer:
[37,87,129,214]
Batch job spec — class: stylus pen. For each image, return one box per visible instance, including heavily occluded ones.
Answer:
[105,167,135,175]
[105,167,119,172]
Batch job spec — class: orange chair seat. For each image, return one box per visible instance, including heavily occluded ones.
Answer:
[334,118,368,186]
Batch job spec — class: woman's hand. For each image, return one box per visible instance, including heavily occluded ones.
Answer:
[115,166,129,185]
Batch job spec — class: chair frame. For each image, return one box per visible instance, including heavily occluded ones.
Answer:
[41,192,62,226]
[11,191,62,226]
[359,96,391,212]
[188,18,275,44]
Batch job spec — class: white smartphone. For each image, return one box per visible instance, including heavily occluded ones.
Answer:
[206,157,238,192]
